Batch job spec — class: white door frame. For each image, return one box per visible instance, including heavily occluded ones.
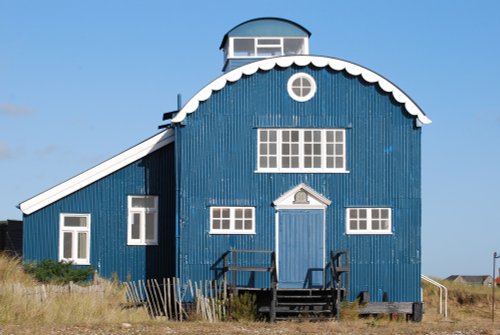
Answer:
[273,183,331,288]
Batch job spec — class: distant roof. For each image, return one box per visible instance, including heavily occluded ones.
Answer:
[171,55,431,126]
[220,17,311,49]
[19,130,174,215]
[445,275,492,284]
[0,220,22,225]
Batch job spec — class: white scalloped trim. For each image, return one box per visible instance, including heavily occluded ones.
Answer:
[172,56,431,125]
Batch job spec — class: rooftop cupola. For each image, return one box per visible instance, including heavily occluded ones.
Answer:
[220,17,311,72]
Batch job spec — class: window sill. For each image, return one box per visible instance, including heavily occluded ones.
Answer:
[60,259,91,266]
[346,231,393,235]
[209,231,256,235]
[255,170,350,174]
[127,242,159,246]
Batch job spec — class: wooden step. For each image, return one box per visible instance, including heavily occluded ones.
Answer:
[277,302,329,307]
[259,306,332,313]
[275,316,334,321]
[276,309,333,315]
[277,294,333,299]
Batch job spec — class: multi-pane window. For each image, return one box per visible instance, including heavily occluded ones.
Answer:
[346,208,392,234]
[231,37,307,58]
[281,130,300,169]
[259,130,278,169]
[257,129,346,172]
[128,195,158,245]
[210,207,255,234]
[59,214,90,265]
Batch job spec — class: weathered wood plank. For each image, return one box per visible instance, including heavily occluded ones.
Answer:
[359,302,413,314]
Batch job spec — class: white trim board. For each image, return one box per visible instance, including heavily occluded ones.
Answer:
[172,55,431,126]
[19,130,175,215]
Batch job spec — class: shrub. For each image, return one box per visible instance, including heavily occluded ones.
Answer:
[23,259,95,284]
[229,292,257,321]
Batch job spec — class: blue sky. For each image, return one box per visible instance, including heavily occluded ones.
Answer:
[1,1,499,278]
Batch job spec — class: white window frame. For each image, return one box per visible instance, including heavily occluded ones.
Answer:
[59,213,91,265]
[287,73,317,102]
[257,129,348,173]
[127,195,159,246]
[346,208,392,235]
[210,207,256,235]
[228,37,309,58]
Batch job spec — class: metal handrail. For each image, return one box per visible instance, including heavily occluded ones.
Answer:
[421,274,448,318]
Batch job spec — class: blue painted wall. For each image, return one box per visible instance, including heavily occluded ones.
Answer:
[176,65,422,302]
[23,144,176,281]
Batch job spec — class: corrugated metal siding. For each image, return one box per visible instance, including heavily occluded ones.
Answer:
[23,144,176,282]
[178,65,422,302]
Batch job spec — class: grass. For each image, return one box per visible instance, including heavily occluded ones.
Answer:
[1,253,500,334]
[0,253,150,325]
[422,277,500,322]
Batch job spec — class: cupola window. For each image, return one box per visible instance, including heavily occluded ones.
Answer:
[287,73,316,102]
[230,37,307,58]
[221,18,311,72]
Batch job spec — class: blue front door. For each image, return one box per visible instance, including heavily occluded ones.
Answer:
[278,209,324,288]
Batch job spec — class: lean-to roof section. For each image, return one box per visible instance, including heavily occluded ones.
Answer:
[19,129,175,215]
[171,55,431,126]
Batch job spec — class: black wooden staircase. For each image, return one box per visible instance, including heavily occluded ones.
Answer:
[220,248,350,322]
[265,289,335,321]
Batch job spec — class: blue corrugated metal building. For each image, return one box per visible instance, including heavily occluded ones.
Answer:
[19,18,431,309]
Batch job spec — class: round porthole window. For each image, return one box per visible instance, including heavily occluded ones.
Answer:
[287,73,316,102]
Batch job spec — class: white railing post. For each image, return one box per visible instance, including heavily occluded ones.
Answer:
[421,274,448,319]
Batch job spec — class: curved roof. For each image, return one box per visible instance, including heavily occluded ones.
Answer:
[220,17,311,49]
[171,55,431,125]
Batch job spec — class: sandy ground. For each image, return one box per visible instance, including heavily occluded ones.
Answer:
[1,319,499,335]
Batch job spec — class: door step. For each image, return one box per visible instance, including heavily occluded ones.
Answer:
[263,289,336,321]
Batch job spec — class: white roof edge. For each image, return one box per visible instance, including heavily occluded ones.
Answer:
[20,129,175,215]
[172,55,431,125]
[273,183,332,206]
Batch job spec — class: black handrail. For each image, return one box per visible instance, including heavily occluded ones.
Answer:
[222,249,278,321]
[330,250,350,319]
[222,249,276,290]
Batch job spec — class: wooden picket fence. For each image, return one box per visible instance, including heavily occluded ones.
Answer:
[6,282,107,303]
[124,278,228,321]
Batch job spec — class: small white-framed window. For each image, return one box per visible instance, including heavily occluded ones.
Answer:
[287,73,317,102]
[210,207,255,235]
[257,129,347,173]
[59,213,90,265]
[128,195,158,245]
[229,37,308,58]
[346,208,392,235]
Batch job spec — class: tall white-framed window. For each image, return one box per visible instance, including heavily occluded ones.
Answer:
[59,213,90,265]
[128,195,158,245]
[210,207,255,235]
[229,37,308,58]
[346,208,392,235]
[257,129,347,173]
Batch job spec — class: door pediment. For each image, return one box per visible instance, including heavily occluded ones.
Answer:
[273,183,331,209]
